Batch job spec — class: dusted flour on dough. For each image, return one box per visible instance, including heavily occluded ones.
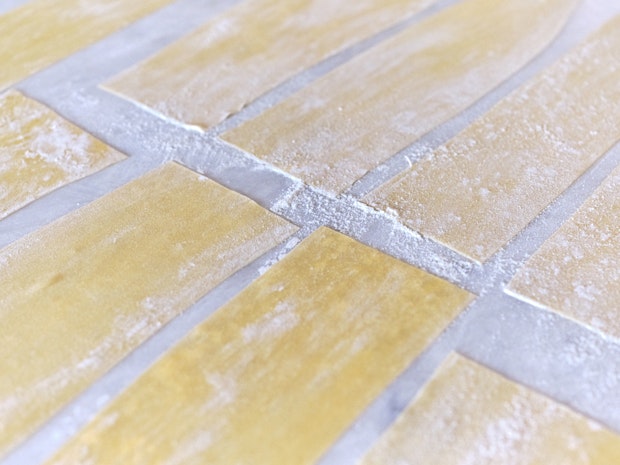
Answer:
[366,15,620,262]
[223,0,577,194]
[0,162,296,458]
[507,165,620,340]
[104,0,438,129]
[45,227,473,465]
[0,90,124,219]
[0,0,173,90]
[359,354,620,465]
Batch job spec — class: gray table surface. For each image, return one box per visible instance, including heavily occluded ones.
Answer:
[2,0,620,463]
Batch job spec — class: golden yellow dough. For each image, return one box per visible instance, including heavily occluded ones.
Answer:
[507,165,620,340]
[46,227,473,465]
[104,0,439,129]
[222,0,577,194]
[0,90,124,220]
[366,15,620,263]
[0,162,296,458]
[0,0,173,91]
[106,0,435,128]
[359,353,620,465]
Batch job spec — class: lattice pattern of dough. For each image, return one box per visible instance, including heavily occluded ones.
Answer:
[45,227,473,465]
[0,162,296,457]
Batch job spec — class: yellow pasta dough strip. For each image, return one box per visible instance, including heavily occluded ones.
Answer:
[46,227,473,465]
[366,15,620,263]
[0,162,296,458]
[359,353,620,465]
[507,165,620,340]
[104,0,439,129]
[222,0,577,194]
[0,0,173,91]
[0,90,124,219]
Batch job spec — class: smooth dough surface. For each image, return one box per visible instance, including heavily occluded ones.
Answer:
[46,227,473,465]
[359,353,620,465]
[0,0,173,91]
[104,0,438,129]
[366,15,620,263]
[507,164,620,340]
[222,0,577,194]
[0,90,124,219]
[0,162,296,458]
